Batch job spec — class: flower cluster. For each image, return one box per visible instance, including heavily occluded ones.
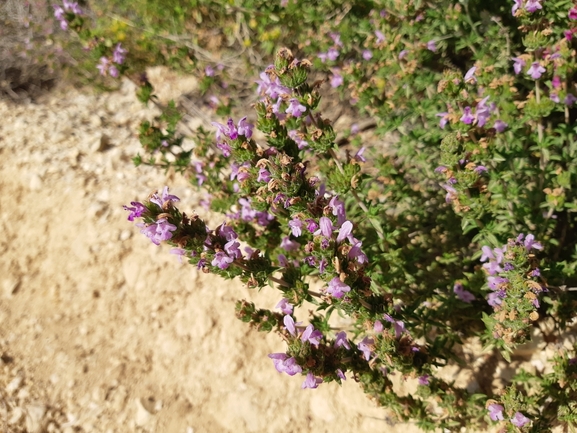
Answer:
[97,44,127,78]
[487,403,531,428]
[116,0,577,422]
[53,0,82,31]
[480,234,544,355]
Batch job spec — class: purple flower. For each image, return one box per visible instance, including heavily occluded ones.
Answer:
[283,315,297,336]
[460,106,475,124]
[150,187,180,208]
[570,8,577,19]
[487,276,509,290]
[511,412,531,427]
[278,254,289,267]
[552,75,562,89]
[565,94,577,106]
[427,40,436,52]
[224,239,242,259]
[550,92,560,103]
[384,314,405,339]
[362,50,373,60]
[436,112,449,129]
[109,65,119,78]
[301,325,323,347]
[494,119,508,133]
[357,336,374,361]
[218,223,238,241]
[216,141,232,157]
[302,372,322,389]
[212,118,237,143]
[112,43,127,65]
[475,96,494,127]
[123,201,146,221]
[306,219,319,233]
[525,0,542,13]
[336,220,353,243]
[276,298,293,315]
[329,196,347,226]
[375,30,385,44]
[454,282,475,303]
[474,165,488,174]
[287,129,308,149]
[237,117,253,138]
[327,277,351,298]
[418,375,430,386]
[464,66,477,84]
[488,404,504,421]
[256,69,291,99]
[62,0,82,14]
[169,248,188,263]
[96,57,110,76]
[527,62,545,80]
[268,353,302,376]
[512,57,525,75]
[285,98,307,117]
[353,146,366,162]
[289,218,303,237]
[483,260,503,275]
[442,183,458,203]
[53,5,65,20]
[280,236,300,251]
[334,331,351,350]
[139,218,177,245]
[318,52,329,63]
[327,47,339,61]
[316,217,334,238]
[523,233,543,251]
[211,251,234,269]
[336,369,346,380]
[330,32,343,47]
[331,70,343,88]
[348,240,368,264]
[257,167,271,183]
[487,290,506,307]
[398,50,408,60]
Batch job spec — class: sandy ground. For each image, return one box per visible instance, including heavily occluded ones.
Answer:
[0,70,427,433]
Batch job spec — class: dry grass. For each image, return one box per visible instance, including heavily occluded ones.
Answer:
[0,0,62,101]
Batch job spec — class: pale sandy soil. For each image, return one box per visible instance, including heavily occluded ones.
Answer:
[0,70,429,433]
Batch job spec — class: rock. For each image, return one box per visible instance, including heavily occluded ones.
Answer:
[134,398,153,426]
[91,133,111,153]
[8,407,24,424]
[119,230,132,241]
[17,386,30,400]
[89,114,102,128]
[29,173,43,191]
[88,201,108,219]
[25,403,46,433]
[109,385,127,412]
[3,278,20,297]
[6,376,23,393]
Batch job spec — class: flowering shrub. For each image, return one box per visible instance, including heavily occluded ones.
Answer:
[52,0,577,430]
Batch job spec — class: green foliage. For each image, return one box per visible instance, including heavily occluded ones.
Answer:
[64,0,577,430]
